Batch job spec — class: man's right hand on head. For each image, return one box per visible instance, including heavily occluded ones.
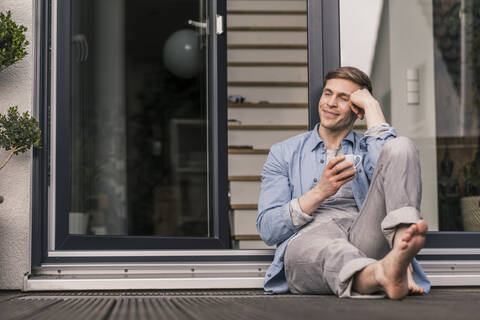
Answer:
[314,155,356,200]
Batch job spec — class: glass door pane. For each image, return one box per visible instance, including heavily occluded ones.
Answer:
[339,0,480,232]
[69,0,211,237]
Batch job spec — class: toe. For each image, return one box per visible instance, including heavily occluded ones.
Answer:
[417,220,428,234]
[402,233,412,242]
[409,224,418,234]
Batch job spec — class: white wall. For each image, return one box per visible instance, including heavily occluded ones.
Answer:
[340,0,383,76]
[388,0,439,230]
[0,0,34,289]
[341,0,439,230]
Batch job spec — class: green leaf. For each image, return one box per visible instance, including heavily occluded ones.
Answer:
[0,106,42,157]
[0,10,29,70]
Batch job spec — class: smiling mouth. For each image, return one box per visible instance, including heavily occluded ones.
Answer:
[322,109,339,118]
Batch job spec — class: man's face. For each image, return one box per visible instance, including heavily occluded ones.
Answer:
[318,78,360,131]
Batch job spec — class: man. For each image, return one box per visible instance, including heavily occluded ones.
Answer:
[257,66,430,299]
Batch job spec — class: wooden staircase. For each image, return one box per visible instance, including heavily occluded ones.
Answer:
[227,0,308,249]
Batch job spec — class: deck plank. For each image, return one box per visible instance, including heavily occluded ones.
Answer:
[2,289,480,320]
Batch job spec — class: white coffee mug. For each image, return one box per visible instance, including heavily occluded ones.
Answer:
[343,154,362,169]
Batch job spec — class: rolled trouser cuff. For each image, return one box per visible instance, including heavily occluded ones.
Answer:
[338,257,384,299]
[381,206,421,248]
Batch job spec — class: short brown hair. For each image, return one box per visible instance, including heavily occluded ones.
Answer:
[324,66,372,93]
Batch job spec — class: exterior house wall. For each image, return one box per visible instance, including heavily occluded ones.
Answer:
[0,0,34,289]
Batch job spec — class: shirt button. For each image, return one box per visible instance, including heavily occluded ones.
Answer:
[313,178,317,183]
[358,169,362,173]
[320,160,324,164]
[267,273,272,277]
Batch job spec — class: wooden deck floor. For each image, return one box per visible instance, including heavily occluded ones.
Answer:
[1,288,480,319]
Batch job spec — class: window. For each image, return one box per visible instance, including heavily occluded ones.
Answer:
[339,0,480,248]
[46,0,233,253]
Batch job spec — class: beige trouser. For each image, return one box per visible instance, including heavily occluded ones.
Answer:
[284,137,422,297]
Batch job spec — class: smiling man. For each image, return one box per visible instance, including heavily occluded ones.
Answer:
[257,66,430,299]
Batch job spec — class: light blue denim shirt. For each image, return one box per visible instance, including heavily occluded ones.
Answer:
[256,123,431,295]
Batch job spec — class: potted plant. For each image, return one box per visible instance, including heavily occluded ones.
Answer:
[0,106,41,203]
[460,150,480,231]
[0,10,29,71]
[459,3,480,231]
[0,11,41,203]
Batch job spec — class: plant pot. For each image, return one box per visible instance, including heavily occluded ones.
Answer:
[460,196,480,231]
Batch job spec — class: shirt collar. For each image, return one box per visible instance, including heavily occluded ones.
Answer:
[309,123,355,152]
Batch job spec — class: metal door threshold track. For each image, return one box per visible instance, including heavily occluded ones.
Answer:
[2,288,480,320]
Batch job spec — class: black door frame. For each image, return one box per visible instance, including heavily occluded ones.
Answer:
[32,0,270,265]
[53,0,230,251]
[31,0,51,267]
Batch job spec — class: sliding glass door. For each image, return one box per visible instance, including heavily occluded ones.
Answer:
[335,0,480,249]
[52,0,229,251]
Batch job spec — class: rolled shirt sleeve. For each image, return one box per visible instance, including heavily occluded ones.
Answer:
[289,198,314,229]
[363,123,392,137]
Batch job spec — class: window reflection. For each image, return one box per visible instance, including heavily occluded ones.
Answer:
[69,0,210,236]
[340,0,480,231]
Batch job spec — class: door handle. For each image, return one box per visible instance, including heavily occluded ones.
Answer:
[188,19,207,29]
[187,16,223,35]
[215,15,224,35]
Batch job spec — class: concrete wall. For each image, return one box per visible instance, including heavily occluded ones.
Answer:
[0,0,34,289]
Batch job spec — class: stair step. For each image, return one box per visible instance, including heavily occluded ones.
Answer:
[229,104,308,125]
[229,175,262,182]
[228,124,308,130]
[229,66,306,83]
[228,81,308,87]
[228,26,307,32]
[228,62,307,67]
[233,235,262,241]
[228,86,307,104]
[231,209,258,236]
[231,204,258,210]
[229,152,267,176]
[230,180,261,204]
[228,44,307,49]
[228,0,306,12]
[227,10,307,15]
[228,31,306,45]
[228,48,306,63]
[228,15,306,28]
[227,10,307,16]
[229,103,307,108]
[229,128,306,149]
[228,148,270,154]
[228,147,270,154]
[229,125,367,149]
[234,240,273,249]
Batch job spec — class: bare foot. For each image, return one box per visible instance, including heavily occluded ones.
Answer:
[407,263,424,295]
[375,220,428,300]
